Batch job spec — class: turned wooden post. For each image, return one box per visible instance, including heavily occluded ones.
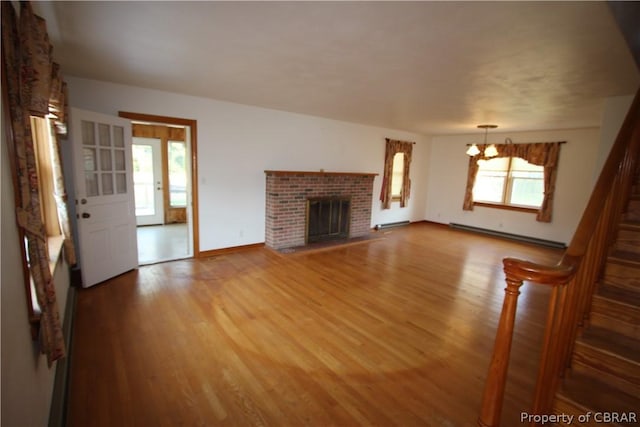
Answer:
[477,274,524,427]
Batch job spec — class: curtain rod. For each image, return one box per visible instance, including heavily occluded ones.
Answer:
[465,140,567,146]
[385,138,416,144]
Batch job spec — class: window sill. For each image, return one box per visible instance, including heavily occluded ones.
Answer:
[473,202,538,214]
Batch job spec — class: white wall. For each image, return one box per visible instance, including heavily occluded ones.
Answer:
[64,76,429,251]
[594,94,634,181]
[425,128,601,245]
[1,106,70,425]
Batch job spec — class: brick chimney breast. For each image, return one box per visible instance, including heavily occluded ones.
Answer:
[264,171,377,250]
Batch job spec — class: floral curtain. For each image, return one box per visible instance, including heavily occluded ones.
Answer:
[49,61,75,265]
[380,138,413,209]
[462,142,563,222]
[2,1,72,365]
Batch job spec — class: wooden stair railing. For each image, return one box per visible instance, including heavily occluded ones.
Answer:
[477,87,640,427]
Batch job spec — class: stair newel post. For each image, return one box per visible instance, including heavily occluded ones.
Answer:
[531,283,565,415]
[477,272,524,427]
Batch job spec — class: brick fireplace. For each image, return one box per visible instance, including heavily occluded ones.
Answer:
[265,171,377,249]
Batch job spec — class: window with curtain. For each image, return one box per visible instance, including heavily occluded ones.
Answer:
[380,138,413,209]
[462,141,563,222]
[2,1,75,364]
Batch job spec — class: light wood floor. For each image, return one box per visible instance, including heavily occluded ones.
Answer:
[67,223,563,426]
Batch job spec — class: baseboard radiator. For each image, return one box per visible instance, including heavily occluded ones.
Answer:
[49,285,77,427]
[375,220,411,230]
[449,223,566,249]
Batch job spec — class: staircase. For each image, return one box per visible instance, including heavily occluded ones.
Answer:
[477,88,640,427]
[476,5,640,425]
[553,168,640,426]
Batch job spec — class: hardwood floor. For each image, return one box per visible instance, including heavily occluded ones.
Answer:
[67,223,563,426]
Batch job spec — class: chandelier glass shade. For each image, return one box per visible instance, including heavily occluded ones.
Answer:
[467,124,498,157]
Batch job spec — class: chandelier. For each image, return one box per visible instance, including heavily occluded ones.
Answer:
[466,124,498,157]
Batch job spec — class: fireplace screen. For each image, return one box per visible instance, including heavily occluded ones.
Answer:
[306,197,351,243]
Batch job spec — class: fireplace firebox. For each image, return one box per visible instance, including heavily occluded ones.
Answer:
[307,197,351,243]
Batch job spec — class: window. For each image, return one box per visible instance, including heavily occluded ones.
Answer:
[473,156,544,208]
[390,152,405,199]
[168,141,187,207]
[31,116,62,238]
[27,116,66,316]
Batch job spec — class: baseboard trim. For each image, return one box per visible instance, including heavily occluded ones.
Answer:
[417,220,450,229]
[449,223,566,249]
[198,242,265,258]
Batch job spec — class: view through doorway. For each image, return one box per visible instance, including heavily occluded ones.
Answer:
[121,112,199,265]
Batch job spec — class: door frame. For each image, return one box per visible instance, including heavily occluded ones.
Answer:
[119,111,200,257]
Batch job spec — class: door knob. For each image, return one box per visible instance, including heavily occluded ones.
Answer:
[82,212,91,218]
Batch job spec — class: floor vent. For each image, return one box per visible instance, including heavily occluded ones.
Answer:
[375,220,411,230]
[449,223,566,249]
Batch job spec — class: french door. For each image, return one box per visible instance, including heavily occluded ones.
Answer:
[132,137,164,226]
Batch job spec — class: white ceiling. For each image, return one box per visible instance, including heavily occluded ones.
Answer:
[37,1,639,135]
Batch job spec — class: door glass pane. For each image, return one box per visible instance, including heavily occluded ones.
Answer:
[83,148,96,171]
[81,121,95,146]
[100,149,112,171]
[102,173,114,195]
[116,173,127,194]
[168,141,187,207]
[114,149,125,171]
[113,126,124,148]
[85,173,98,197]
[132,145,155,216]
[99,123,111,147]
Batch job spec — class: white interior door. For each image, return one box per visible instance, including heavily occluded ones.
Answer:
[71,108,138,287]
[133,138,163,226]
